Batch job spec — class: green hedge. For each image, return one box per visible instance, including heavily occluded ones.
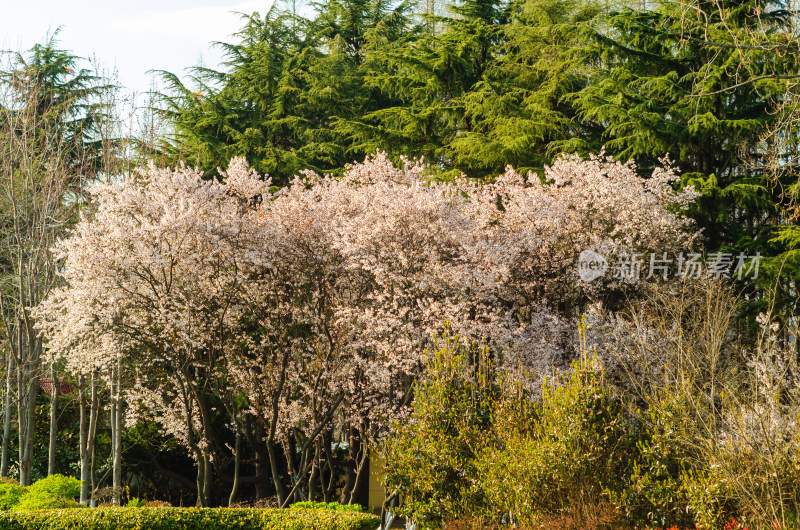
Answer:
[289,501,366,512]
[0,507,380,530]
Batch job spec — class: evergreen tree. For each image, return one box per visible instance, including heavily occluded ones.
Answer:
[445,0,600,175]
[158,1,412,184]
[350,0,509,174]
[570,0,789,251]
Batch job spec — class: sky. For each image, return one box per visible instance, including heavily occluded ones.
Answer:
[0,0,276,96]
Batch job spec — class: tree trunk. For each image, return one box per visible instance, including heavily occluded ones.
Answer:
[309,439,324,503]
[16,355,25,485]
[323,430,335,503]
[228,432,241,507]
[88,373,99,507]
[340,426,358,504]
[347,438,369,505]
[284,431,300,503]
[47,361,58,476]
[194,391,215,507]
[17,350,38,487]
[79,375,88,504]
[194,447,206,507]
[203,451,212,506]
[244,421,271,499]
[110,365,122,505]
[1,354,13,477]
[24,375,37,485]
[267,440,285,506]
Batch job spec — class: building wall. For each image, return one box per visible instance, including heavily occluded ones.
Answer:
[367,452,387,509]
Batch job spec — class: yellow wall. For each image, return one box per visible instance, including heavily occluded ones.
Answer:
[367,452,386,509]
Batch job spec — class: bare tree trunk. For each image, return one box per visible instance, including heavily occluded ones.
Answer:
[340,425,358,504]
[347,438,369,505]
[88,374,98,507]
[193,445,206,507]
[203,451,212,506]
[47,360,57,475]
[1,354,13,477]
[228,432,241,507]
[308,440,321,503]
[16,350,38,487]
[284,431,300,503]
[323,431,335,503]
[22,373,37,486]
[16,354,24,484]
[267,440,285,505]
[111,365,122,505]
[79,375,89,504]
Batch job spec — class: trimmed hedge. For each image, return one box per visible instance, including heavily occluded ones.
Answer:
[0,507,380,530]
[289,501,366,512]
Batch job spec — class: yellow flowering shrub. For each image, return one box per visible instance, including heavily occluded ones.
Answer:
[0,507,380,530]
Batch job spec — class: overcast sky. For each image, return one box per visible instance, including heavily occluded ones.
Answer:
[0,0,275,95]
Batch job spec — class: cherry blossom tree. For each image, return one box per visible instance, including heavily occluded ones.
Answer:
[36,150,698,506]
[36,158,269,505]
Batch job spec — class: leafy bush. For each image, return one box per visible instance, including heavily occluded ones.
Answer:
[386,284,800,528]
[24,475,81,499]
[0,507,380,530]
[384,328,636,528]
[0,482,25,511]
[609,395,695,529]
[604,282,800,528]
[289,501,365,512]
[479,355,635,527]
[13,474,82,511]
[382,332,495,527]
[126,496,146,508]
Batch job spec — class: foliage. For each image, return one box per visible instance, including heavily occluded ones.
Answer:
[35,151,696,506]
[381,330,495,527]
[385,281,800,528]
[22,474,81,500]
[599,281,800,529]
[383,329,635,528]
[156,0,414,184]
[13,474,82,511]
[0,507,380,530]
[608,395,696,529]
[125,497,146,508]
[155,0,800,322]
[0,482,24,511]
[567,0,795,315]
[478,354,634,527]
[4,0,800,513]
[289,501,365,512]
[151,0,800,326]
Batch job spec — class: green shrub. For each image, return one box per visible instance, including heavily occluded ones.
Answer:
[13,493,82,511]
[25,475,81,499]
[0,507,380,530]
[0,482,25,510]
[478,356,635,526]
[12,474,82,511]
[382,331,495,528]
[609,395,696,529]
[289,501,366,512]
[126,496,146,508]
